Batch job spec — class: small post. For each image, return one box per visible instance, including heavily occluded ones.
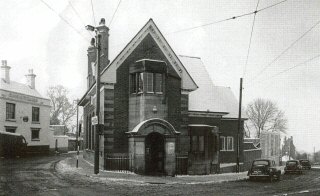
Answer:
[76,99,79,168]
[236,78,243,173]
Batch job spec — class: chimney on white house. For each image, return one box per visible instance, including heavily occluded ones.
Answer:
[25,69,36,89]
[1,60,11,83]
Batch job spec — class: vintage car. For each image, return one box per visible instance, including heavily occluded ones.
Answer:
[299,159,311,170]
[247,159,281,182]
[284,160,303,174]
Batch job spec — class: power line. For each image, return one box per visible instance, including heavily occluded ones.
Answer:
[109,0,122,27]
[68,1,93,37]
[168,0,289,35]
[249,17,320,83]
[246,54,320,89]
[39,0,89,42]
[243,0,260,78]
[90,0,96,26]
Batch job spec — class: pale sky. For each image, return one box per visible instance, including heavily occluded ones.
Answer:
[0,0,319,153]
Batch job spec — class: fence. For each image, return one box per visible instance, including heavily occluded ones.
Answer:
[176,156,188,175]
[105,155,132,172]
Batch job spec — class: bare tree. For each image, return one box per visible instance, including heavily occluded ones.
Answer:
[245,98,287,138]
[47,85,77,132]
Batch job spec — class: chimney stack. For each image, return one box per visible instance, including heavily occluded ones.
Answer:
[97,18,110,72]
[1,60,11,83]
[25,69,36,89]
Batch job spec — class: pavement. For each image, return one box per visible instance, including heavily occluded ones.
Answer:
[55,152,249,185]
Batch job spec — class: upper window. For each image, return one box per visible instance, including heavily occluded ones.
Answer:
[6,103,15,120]
[130,72,163,94]
[32,107,40,122]
[31,128,40,141]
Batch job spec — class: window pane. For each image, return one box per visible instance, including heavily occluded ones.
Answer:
[227,137,233,151]
[138,73,143,93]
[32,107,40,122]
[31,129,40,140]
[146,73,153,92]
[155,73,162,93]
[192,136,198,151]
[6,103,15,119]
[220,137,225,151]
[199,136,204,152]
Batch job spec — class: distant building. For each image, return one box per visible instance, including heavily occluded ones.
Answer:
[0,60,51,153]
[79,19,246,175]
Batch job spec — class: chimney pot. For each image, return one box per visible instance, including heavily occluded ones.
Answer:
[2,60,7,66]
[25,68,36,89]
[99,18,106,25]
[1,60,11,83]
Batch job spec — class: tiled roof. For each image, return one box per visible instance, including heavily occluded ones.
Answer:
[0,79,44,99]
[179,55,246,119]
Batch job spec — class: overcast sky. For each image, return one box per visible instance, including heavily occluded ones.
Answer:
[0,0,319,153]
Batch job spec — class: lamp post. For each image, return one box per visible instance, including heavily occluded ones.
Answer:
[74,99,80,168]
[86,19,105,175]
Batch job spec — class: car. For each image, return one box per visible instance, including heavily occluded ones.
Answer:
[247,159,281,182]
[299,159,311,170]
[284,160,303,174]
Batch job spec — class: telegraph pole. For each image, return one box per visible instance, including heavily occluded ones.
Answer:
[236,78,243,173]
[76,99,79,168]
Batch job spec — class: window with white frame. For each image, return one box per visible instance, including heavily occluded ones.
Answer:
[146,72,153,93]
[220,136,234,151]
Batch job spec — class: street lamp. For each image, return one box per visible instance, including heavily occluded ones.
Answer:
[73,99,80,168]
[86,18,105,175]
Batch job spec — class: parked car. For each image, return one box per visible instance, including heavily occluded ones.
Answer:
[0,131,28,157]
[299,159,311,170]
[284,160,303,174]
[247,159,281,182]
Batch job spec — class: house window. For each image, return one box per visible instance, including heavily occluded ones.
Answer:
[220,136,234,151]
[5,126,16,133]
[31,128,40,141]
[191,135,205,152]
[146,72,153,93]
[6,103,15,120]
[32,107,40,122]
[155,73,163,93]
[130,73,137,93]
[138,73,144,93]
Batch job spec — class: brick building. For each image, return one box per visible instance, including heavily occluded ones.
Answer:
[79,19,245,175]
[0,60,51,153]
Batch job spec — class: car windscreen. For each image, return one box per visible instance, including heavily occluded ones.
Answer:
[300,161,310,165]
[287,161,297,166]
[253,160,269,166]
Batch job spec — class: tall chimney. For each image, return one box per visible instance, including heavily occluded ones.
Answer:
[1,60,11,83]
[25,69,36,89]
[97,18,110,72]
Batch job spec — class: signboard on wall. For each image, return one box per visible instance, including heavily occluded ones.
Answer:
[135,142,145,155]
[166,142,175,155]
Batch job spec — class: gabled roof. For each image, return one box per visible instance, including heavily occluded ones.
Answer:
[100,19,198,91]
[0,79,46,99]
[179,55,246,119]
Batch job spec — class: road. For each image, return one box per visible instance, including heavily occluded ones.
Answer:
[1,155,320,195]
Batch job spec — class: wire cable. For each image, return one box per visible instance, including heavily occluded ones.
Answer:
[90,0,96,26]
[243,0,260,78]
[109,0,122,27]
[68,1,93,37]
[39,0,89,42]
[168,0,288,35]
[246,54,320,89]
[249,17,320,83]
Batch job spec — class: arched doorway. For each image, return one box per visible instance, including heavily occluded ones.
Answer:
[145,132,165,175]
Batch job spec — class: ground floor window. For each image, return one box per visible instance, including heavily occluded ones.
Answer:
[31,128,40,141]
[5,126,16,133]
[220,136,234,151]
[191,135,204,152]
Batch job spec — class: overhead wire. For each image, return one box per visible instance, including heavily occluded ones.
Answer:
[109,0,122,27]
[167,0,289,35]
[243,0,260,78]
[246,54,320,89]
[90,0,96,26]
[68,1,93,37]
[39,0,89,42]
[248,17,320,83]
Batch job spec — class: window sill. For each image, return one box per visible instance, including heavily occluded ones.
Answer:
[6,119,16,122]
[31,139,40,141]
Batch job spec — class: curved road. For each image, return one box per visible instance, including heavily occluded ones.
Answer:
[1,155,320,195]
